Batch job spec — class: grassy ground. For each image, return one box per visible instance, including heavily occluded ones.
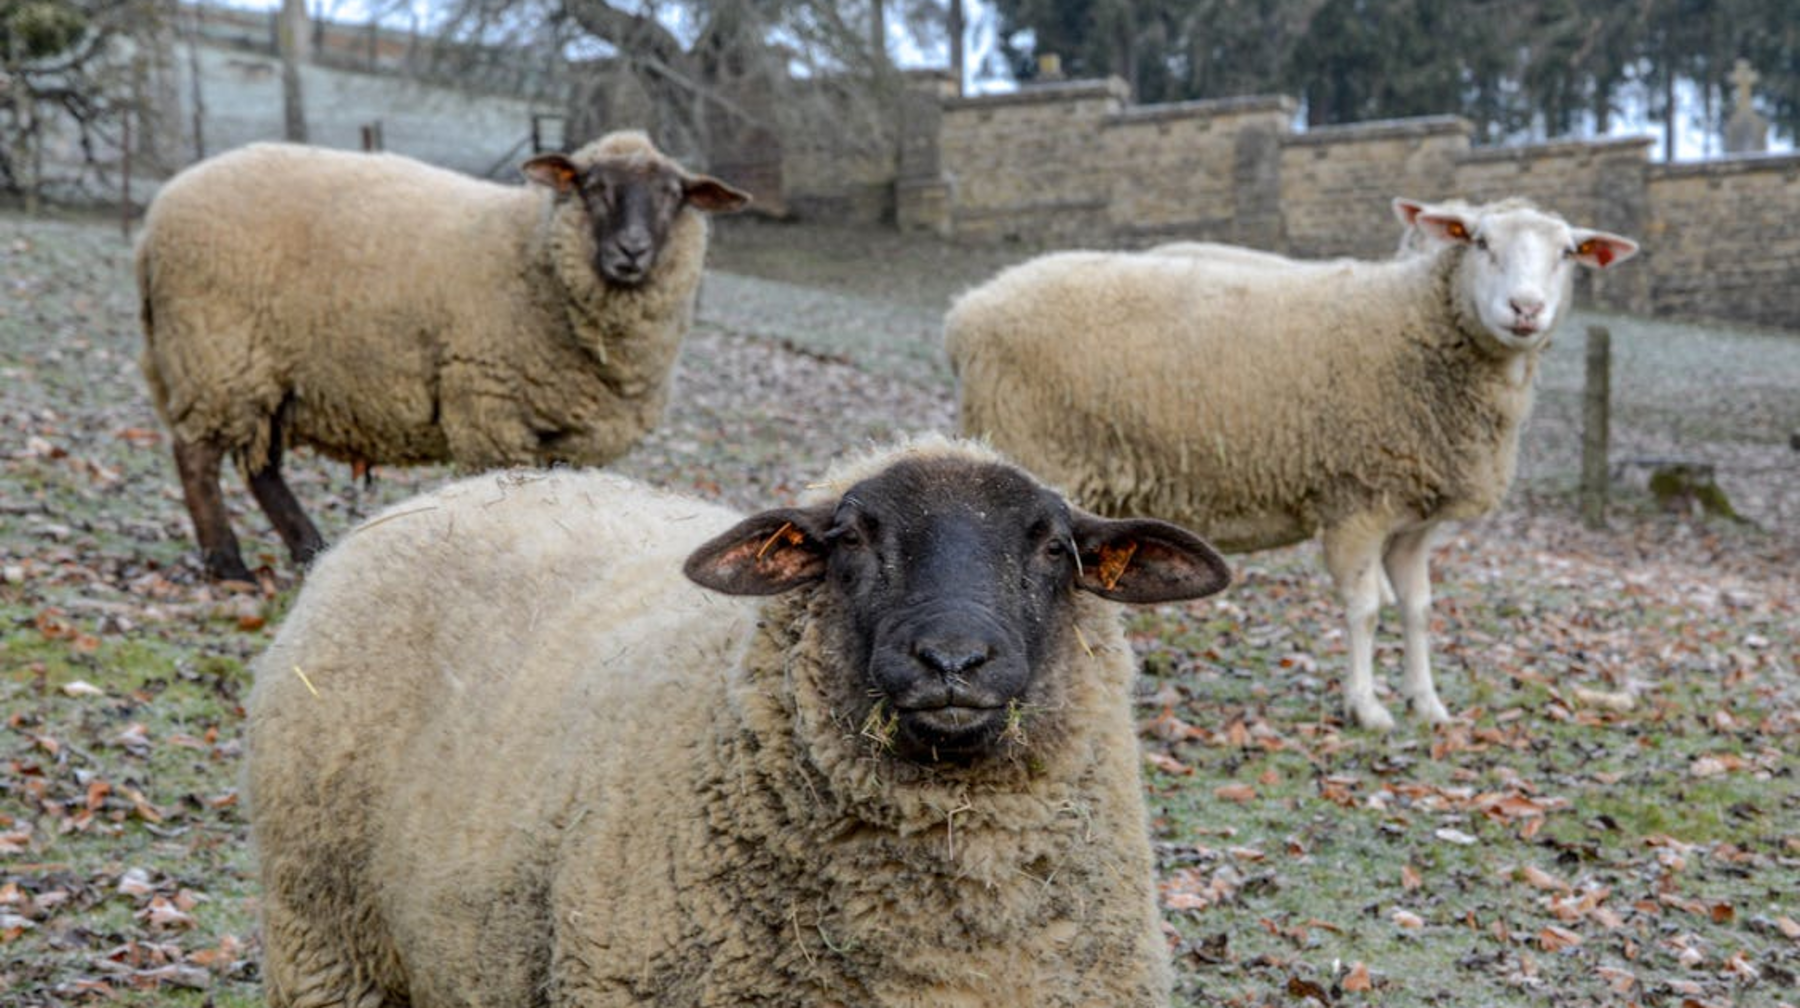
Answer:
[1,209,1795,1007]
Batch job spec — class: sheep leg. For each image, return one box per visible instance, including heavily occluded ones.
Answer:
[172,436,256,584]
[1383,526,1452,724]
[246,423,326,569]
[1322,523,1393,732]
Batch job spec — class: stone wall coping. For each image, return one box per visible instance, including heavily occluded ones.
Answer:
[1459,135,1655,163]
[1649,151,1800,180]
[1105,93,1297,126]
[944,77,1131,112]
[1285,115,1472,145]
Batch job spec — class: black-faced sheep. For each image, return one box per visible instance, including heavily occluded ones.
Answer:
[136,131,749,583]
[946,200,1638,732]
[245,436,1232,1007]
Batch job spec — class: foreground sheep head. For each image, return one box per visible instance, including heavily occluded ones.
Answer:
[686,452,1231,763]
[523,132,749,286]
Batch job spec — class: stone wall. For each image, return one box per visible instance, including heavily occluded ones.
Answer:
[895,76,1800,331]
[1104,95,1293,248]
[1277,116,1468,258]
[936,79,1127,244]
[1645,157,1800,329]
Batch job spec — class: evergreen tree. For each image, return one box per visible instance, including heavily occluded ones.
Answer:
[990,0,1797,150]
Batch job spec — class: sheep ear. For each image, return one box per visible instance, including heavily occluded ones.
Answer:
[684,175,752,214]
[1569,229,1639,269]
[1392,197,1428,227]
[521,154,579,194]
[1414,211,1475,245]
[1070,514,1232,604]
[684,507,832,596]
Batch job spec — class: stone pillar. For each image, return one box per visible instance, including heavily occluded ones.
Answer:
[896,73,956,236]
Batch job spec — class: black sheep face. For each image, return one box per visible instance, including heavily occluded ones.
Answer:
[685,452,1231,765]
[522,151,749,287]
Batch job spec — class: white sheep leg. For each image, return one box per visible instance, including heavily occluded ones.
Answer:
[1383,525,1451,724]
[1323,524,1392,732]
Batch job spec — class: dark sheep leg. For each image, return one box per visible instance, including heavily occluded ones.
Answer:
[172,436,255,583]
[247,422,326,570]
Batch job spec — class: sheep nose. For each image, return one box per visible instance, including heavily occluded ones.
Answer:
[615,231,652,263]
[914,638,993,678]
[1509,296,1545,322]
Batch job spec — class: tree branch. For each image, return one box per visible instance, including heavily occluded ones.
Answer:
[560,0,688,68]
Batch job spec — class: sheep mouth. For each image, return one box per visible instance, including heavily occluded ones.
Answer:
[892,704,1007,759]
[595,255,651,288]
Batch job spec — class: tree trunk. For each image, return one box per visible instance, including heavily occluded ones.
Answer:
[184,5,207,160]
[136,0,185,171]
[1662,52,1676,162]
[1116,0,1137,99]
[8,32,39,213]
[278,0,309,143]
[871,0,888,74]
[948,0,964,96]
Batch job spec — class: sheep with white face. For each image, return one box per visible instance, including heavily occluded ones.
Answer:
[948,199,1639,731]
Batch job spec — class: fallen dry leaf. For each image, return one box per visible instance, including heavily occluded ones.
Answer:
[1539,925,1584,951]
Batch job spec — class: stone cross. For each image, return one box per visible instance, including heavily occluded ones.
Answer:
[1724,58,1769,155]
[1730,59,1759,108]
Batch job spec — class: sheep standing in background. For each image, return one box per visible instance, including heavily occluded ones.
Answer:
[137,131,748,583]
[947,201,1637,732]
[247,436,1232,1007]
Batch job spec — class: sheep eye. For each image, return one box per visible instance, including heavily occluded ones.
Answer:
[827,526,865,550]
[1474,236,1489,251]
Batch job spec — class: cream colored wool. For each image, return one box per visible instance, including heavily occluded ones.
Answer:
[247,438,1173,1007]
[137,131,705,475]
[947,247,1529,550]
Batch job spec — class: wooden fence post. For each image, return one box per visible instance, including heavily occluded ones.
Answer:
[1580,325,1611,528]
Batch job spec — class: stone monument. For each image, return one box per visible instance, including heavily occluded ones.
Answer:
[1724,58,1769,155]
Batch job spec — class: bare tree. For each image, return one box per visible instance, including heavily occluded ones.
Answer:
[425,0,923,208]
[2,0,147,207]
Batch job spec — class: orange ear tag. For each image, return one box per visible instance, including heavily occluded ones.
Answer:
[1095,542,1139,591]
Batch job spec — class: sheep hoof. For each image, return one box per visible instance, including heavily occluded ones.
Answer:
[1347,699,1396,733]
[1406,693,1453,725]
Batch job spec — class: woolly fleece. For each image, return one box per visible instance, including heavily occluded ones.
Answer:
[137,131,706,475]
[945,245,1537,553]
[247,437,1173,1007]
